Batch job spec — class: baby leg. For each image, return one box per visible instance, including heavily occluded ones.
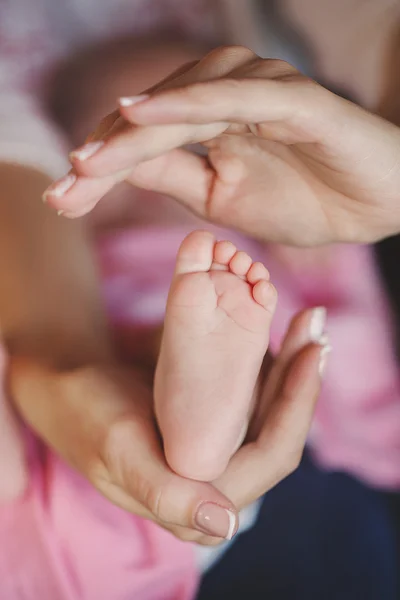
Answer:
[155,231,277,481]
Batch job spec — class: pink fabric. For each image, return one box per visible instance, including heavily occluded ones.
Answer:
[0,440,198,600]
[0,436,199,600]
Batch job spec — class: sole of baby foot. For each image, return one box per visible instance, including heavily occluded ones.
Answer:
[155,230,277,482]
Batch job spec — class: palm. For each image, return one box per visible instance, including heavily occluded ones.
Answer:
[201,124,400,246]
[204,134,330,245]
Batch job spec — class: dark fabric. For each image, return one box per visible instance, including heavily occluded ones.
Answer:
[198,455,400,600]
[374,236,400,358]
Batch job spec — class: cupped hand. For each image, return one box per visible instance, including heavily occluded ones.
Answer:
[45,46,400,246]
[7,308,327,545]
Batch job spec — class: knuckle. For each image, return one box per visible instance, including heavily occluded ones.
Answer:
[290,74,321,92]
[209,45,257,63]
[101,418,137,479]
[196,535,225,547]
[103,422,160,514]
[136,476,163,518]
[170,528,199,543]
[284,75,323,104]
[268,58,299,75]
[245,58,300,80]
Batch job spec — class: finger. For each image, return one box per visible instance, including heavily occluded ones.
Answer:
[90,47,256,143]
[249,306,327,439]
[82,62,199,147]
[82,50,239,161]
[44,149,211,218]
[10,359,239,540]
[70,74,328,179]
[120,45,257,109]
[144,60,200,94]
[42,166,132,216]
[70,120,225,178]
[86,109,120,143]
[69,47,257,179]
[86,62,200,144]
[120,45,257,105]
[97,403,238,539]
[215,339,329,509]
[120,76,331,138]
[228,56,299,81]
[127,148,212,211]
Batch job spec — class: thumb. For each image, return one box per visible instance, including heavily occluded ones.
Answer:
[95,404,238,540]
[126,147,212,220]
[10,357,238,540]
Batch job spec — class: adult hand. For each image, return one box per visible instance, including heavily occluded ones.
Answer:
[45,46,400,246]
[8,308,327,545]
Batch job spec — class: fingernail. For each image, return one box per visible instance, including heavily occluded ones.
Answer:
[70,140,104,161]
[57,209,64,216]
[195,503,237,540]
[119,94,149,108]
[42,173,77,200]
[318,333,332,377]
[309,306,327,342]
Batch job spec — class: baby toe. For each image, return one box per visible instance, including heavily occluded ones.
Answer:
[247,262,270,284]
[229,251,252,277]
[214,241,237,266]
[175,230,215,275]
[253,280,277,311]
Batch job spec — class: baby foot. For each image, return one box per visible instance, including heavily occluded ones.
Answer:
[155,230,277,481]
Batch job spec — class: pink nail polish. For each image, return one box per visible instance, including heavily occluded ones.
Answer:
[118,94,149,107]
[195,503,237,540]
[42,173,77,200]
[70,140,104,161]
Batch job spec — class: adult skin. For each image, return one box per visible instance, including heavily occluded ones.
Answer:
[0,165,324,544]
[46,46,400,247]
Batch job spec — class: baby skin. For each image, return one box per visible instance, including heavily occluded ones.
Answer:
[155,230,277,481]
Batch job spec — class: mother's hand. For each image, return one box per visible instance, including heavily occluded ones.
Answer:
[8,308,327,545]
[45,46,400,246]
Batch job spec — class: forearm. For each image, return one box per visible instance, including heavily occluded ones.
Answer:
[0,164,112,368]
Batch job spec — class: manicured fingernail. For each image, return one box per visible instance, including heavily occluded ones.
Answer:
[70,140,104,161]
[318,333,332,377]
[42,173,77,200]
[118,94,149,107]
[195,503,237,540]
[57,210,64,216]
[309,306,327,342]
